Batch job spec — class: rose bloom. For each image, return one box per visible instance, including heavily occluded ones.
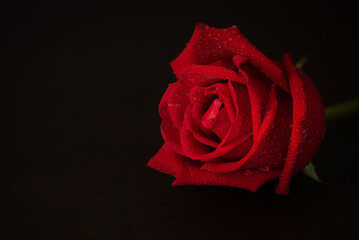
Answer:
[147,23,325,194]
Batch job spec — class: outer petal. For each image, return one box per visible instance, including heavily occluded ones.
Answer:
[147,144,283,193]
[171,23,241,78]
[171,23,290,94]
[275,53,325,195]
[161,120,184,155]
[167,82,191,129]
[159,83,177,123]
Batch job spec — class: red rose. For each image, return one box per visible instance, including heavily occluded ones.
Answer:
[147,23,326,194]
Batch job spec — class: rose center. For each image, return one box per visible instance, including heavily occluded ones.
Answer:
[201,98,223,129]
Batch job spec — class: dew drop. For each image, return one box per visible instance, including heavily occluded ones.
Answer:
[245,169,251,176]
[261,166,269,172]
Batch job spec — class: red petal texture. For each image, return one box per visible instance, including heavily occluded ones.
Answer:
[148,24,326,194]
[171,23,290,94]
[148,145,283,193]
[275,53,326,195]
[200,83,292,173]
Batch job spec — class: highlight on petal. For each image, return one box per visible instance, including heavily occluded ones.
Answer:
[201,98,224,129]
[275,53,325,195]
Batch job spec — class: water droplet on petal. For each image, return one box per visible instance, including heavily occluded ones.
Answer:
[261,166,269,172]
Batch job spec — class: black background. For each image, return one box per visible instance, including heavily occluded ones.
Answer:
[3,1,359,239]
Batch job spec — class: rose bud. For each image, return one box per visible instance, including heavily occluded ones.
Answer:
[147,23,326,195]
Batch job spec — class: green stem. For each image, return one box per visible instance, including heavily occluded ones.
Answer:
[325,98,359,123]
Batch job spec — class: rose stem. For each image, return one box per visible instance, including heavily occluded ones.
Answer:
[325,98,359,123]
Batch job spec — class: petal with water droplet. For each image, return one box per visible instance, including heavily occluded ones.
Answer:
[147,145,283,193]
[275,53,326,195]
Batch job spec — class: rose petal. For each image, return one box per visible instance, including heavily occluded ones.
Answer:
[161,120,184,155]
[159,83,177,123]
[201,83,292,172]
[188,83,238,140]
[211,108,231,140]
[184,106,219,148]
[232,57,273,140]
[179,64,246,88]
[221,81,252,145]
[189,86,219,137]
[147,145,283,193]
[275,53,325,195]
[171,23,241,78]
[181,125,252,162]
[171,23,290,94]
[180,123,218,162]
[215,82,236,122]
[229,36,290,94]
[167,82,191,129]
[176,65,254,160]
[210,59,238,71]
[201,98,223,129]
[147,144,186,177]
[242,84,292,169]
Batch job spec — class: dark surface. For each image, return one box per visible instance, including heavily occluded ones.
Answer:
[2,1,359,239]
